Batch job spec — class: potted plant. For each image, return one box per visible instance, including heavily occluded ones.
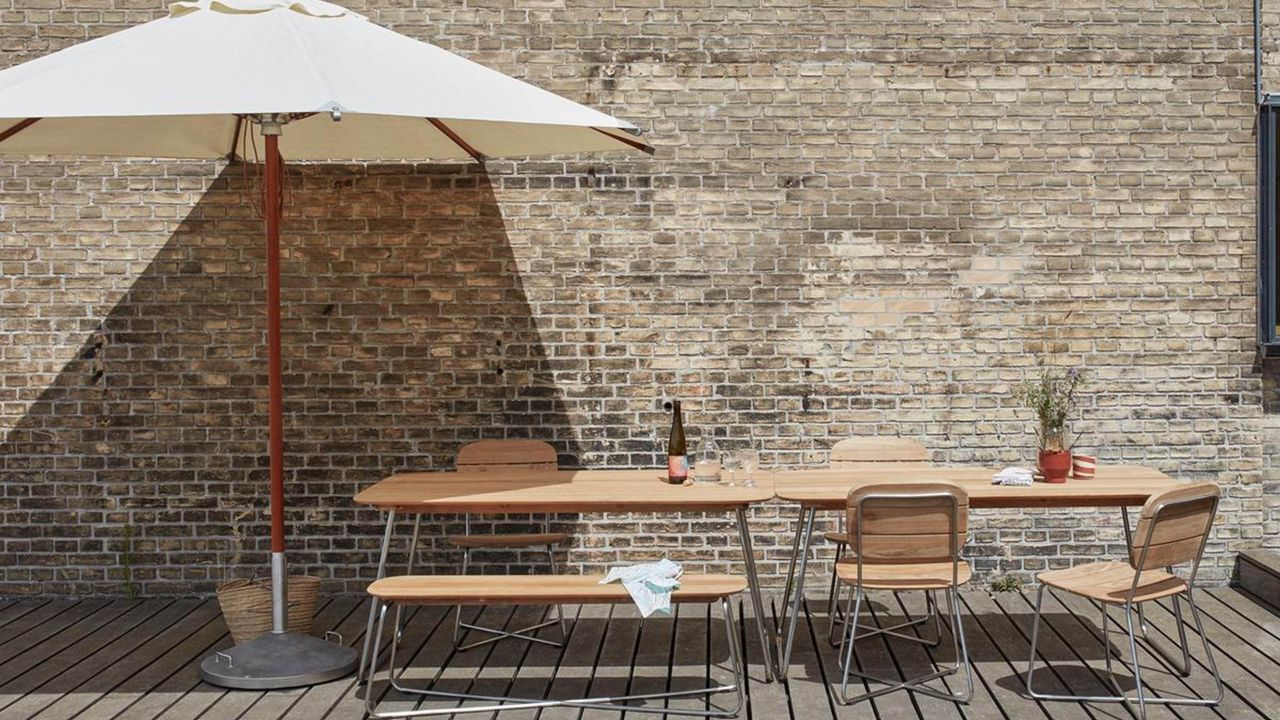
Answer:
[1014,367,1085,483]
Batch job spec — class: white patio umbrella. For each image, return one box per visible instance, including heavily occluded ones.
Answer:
[0,0,651,689]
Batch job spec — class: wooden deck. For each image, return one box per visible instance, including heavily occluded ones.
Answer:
[0,587,1277,720]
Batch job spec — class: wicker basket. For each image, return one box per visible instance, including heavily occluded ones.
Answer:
[215,575,320,645]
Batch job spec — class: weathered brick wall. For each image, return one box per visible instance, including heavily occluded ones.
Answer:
[1,0,1273,596]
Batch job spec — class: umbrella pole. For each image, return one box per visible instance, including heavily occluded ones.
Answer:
[199,117,357,689]
[264,125,287,635]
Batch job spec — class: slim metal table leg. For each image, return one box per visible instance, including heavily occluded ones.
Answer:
[779,504,806,629]
[736,506,775,682]
[359,508,397,684]
[778,506,817,679]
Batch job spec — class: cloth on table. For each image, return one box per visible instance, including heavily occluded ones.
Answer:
[599,559,683,617]
[992,466,1034,486]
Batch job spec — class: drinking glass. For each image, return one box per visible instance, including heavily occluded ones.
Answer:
[720,448,741,486]
[738,447,760,488]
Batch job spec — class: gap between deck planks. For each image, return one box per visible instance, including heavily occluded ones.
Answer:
[0,589,1275,720]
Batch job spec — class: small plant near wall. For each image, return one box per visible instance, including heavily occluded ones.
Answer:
[1014,367,1085,483]
[989,574,1024,594]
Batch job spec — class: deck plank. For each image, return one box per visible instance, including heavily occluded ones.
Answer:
[1204,588,1280,640]
[146,597,340,720]
[960,588,1092,720]
[894,590,1004,720]
[663,602,714,719]
[781,598,838,720]
[0,588,1271,720]
[47,599,230,720]
[538,602,612,720]
[0,599,196,720]
[1047,590,1227,720]
[326,603,451,720]
[1001,588,1178,720]
[0,599,112,668]
[497,603,584,720]
[1135,592,1280,719]
[737,600,788,720]
[616,602,676,719]
[866,591,965,720]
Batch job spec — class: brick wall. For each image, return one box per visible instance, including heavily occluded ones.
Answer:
[1,0,1273,596]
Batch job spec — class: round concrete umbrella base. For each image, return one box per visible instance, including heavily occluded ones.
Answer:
[199,632,358,689]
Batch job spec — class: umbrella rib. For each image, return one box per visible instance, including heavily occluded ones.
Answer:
[426,118,486,163]
[227,115,244,161]
[591,127,655,155]
[0,118,40,144]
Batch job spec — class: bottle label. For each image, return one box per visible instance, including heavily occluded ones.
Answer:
[668,455,688,481]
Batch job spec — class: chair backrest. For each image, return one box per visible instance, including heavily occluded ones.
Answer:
[456,439,558,473]
[846,482,968,564]
[1129,483,1219,572]
[831,437,929,467]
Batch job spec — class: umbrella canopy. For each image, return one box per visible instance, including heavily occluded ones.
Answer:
[0,0,652,160]
[0,0,651,690]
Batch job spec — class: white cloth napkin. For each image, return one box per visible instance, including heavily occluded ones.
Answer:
[992,466,1034,486]
[599,559,683,618]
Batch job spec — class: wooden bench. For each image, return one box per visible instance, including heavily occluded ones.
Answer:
[363,573,748,719]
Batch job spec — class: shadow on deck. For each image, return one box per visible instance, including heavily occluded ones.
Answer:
[0,587,1276,720]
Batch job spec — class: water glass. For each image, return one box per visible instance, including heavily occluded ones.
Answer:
[737,448,760,487]
[720,449,741,486]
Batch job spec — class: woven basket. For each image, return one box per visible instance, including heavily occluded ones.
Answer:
[215,575,320,645]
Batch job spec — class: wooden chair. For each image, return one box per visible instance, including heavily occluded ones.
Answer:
[450,439,569,650]
[1025,483,1223,720]
[832,482,974,705]
[824,437,932,640]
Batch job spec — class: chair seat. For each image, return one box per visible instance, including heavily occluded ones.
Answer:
[1038,561,1187,604]
[447,532,569,549]
[836,558,971,590]
[824,531,849,545]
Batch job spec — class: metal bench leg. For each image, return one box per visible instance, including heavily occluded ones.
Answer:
[366,598,746,719]
[453,544,567,651]
[1025,585,1223,715]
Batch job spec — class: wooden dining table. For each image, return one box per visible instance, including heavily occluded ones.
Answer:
[769,464,1183,679]
[353,468,779,682]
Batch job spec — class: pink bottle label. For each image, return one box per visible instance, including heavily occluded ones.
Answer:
[668,455,688,480]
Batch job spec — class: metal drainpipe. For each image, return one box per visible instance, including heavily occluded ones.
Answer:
[1258,0,1264,105]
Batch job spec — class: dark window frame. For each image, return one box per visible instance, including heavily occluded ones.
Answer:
[1259,98,1280,355]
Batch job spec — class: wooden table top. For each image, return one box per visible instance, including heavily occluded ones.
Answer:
[355,464,1178,513]
[772,465,1177,509]
[354,468,774,513]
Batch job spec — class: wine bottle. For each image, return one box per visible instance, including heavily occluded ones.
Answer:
[667,400,688,484]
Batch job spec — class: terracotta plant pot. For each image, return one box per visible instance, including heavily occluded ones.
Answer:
[1038,450,1072,484]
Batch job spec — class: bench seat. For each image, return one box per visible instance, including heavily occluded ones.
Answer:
[368,573,747,605]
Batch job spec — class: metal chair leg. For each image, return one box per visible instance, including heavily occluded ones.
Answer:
[1122,602,1149,720]
[835,586,967,706]
[453,544,567,652]
[1025,585,1222,714]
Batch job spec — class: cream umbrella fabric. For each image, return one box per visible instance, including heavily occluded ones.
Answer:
[0,0,652,160]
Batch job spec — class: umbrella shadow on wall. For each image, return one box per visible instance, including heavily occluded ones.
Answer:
[0,162,586,597]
